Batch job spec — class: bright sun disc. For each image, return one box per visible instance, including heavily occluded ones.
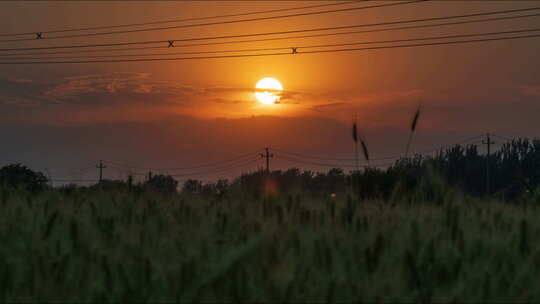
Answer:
[255,77,283,105]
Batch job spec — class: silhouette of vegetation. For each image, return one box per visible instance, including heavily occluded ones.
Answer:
[144,174,178,194]
[0,179,539,302]
[0,163,48,192]
[216,138,540,202]
[0,137,540,302]
[182,179,203,194]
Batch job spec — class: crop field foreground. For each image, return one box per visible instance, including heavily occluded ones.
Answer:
[1,188,539,302]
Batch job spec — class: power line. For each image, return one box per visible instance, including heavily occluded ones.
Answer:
[272,134,486,163]
[299,32,540,55]
[0,1,358,37]
[1,32,539,64]
[169,157,261,177]
[160,12,540,51]
[46,134,531,181]
[275,154,394,168]
[51,179,98,183]
[3,11,539,58]
[2,5,538,52]
[3,27,539,61]
[490,133,538,142]
[102,149,262,171]
[118,156,262,178]
[0,1,424,42]
[110,156,260,177]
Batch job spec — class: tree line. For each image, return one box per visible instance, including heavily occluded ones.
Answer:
[1,138,540,202]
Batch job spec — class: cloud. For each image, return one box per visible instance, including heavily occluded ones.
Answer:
[0,72,274,123]
[310,102,347,113]
[213,98,243,104]
[0,77,50,106]
[42,72,196,106]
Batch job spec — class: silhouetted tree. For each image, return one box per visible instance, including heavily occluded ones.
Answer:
[182,179,203,194]
[0,163,48,192]
[145,174,178,194]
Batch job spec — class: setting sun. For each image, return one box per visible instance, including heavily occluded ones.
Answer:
[255,77,283,105]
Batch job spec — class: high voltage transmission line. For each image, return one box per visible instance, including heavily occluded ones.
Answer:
[2,28,538,61]
[0,1,358,37]
[1,5,538,53]
[0,0,424,42]
[1,33,539,64]
[1,11,538,58]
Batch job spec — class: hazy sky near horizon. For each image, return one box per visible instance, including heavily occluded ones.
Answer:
[0,1,539,182]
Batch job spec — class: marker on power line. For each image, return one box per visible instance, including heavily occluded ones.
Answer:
[96,160,106,183]
[482,133,495,195]
[0,1,424,43]
[260,147,273,173]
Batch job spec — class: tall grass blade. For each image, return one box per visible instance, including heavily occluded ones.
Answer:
[352,118,359,171]
[405,104,422,158]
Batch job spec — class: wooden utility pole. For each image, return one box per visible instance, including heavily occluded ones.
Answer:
[482,133,495,195]
[260,147,273,173]
[96,160,106,183]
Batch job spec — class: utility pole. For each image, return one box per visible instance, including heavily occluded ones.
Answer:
[96,160,106,183]
[482,133,495,195]
[260,147,273,173]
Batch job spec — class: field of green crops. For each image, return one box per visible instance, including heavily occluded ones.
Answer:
[1,187,540,303]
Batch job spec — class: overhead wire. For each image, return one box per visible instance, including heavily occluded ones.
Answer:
[51,179,98,183]
[2,33,539,64]
[2,27,539,61]
[272,134,486,163]
[0,1,424,42]
[274,154,394,168]
[50,134,530,182]
[102,148,263,171]
[1,5,538,53]
[109,156,262,177]
[0,1,360,37]
[2,11,539,58]
[169,157,262,177]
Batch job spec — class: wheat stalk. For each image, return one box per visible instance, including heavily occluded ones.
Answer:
[352,117,370,168]
[405,104,422,158]
[352,117,359,171]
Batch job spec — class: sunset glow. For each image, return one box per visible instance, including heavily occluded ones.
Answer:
[255,77,283,105]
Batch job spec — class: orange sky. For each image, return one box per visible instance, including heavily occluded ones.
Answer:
[0,1,539,180]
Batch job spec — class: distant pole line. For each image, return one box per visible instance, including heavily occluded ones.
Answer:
[168,158,261,177]
[48,133,535,184]
[0,0,424,42]
[1,5,539,52]
[482,133,495,196]
[96,160,106,183]
[260,147,274,173]
[1,32,539,64]
[272,134,486,163]
[103,149,263,171]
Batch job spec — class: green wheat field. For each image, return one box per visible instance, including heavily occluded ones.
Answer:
[1,186,540,303]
